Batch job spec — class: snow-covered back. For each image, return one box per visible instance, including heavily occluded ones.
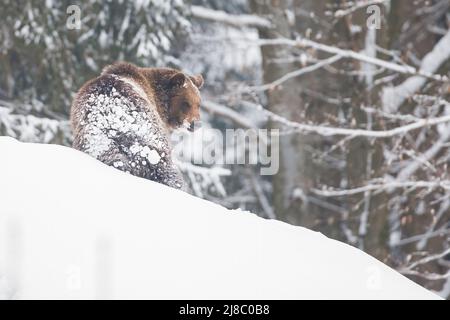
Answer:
[0,137,440,299]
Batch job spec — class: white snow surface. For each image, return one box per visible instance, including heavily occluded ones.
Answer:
[0,137,440,300]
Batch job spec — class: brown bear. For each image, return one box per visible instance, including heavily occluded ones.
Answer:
[70,62,204,189]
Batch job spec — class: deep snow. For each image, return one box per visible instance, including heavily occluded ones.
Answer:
[0,137,440,299]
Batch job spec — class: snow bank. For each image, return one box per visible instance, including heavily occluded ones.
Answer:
[0,137,440,299]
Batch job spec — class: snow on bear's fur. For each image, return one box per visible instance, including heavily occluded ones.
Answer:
[70,62,203,189]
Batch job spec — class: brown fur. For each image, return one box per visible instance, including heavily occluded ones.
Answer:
[100,62,203,131]
[70,62,204,189]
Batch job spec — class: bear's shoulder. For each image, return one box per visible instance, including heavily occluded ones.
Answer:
[72,73,156,118]
[101,62,144,81]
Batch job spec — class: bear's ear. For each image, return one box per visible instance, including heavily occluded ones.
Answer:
[190,74,204,89]
[169,73,186,88]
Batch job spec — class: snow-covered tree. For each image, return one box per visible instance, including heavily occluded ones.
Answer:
[0,0,190,144]
[188,0,450,297]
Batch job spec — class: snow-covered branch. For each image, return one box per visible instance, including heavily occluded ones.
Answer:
[248,54,342,92]
[191,6,272,29]
[333,0,388,18]
[193,33,442,82]
[399,248,450,280]
[251,37,448,82]
[400,270,450,281]
[396,128,450,181]
[313,180,450,197]
[248,172,275,219]
[216,97,450,138]
[265,105,450,138]
[404,248,450,271]
[202,100,257,129]
[395,228,450,247]
[395,98,450,181]
[382,29,450,112]
[417,200,450,250]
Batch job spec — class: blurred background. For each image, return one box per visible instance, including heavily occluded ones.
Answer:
[0,0,449,298]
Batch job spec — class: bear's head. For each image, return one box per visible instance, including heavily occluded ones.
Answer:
[102,62,204,132]
[165,72,204,132]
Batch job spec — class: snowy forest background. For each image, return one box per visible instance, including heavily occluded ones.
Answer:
[1,0,449,298]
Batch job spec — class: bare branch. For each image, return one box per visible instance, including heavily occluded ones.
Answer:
[248,54,342,92]
[400,269,450,280]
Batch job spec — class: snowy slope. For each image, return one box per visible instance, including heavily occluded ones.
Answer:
[0,137,440,299]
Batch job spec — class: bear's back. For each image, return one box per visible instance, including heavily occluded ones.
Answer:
[71,74,184,189]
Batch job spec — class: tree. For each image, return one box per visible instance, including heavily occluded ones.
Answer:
[0,0,190,144]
